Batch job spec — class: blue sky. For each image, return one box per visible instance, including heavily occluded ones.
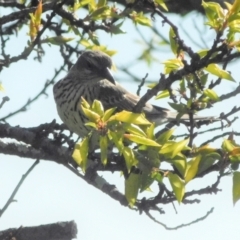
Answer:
[0,9,240,240]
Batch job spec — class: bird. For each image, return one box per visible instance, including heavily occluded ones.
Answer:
[53,50,214,138]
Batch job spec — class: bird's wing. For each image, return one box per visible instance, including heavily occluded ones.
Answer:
[97,80,171,124]
[97,80,138,111]
[96,80,218,125]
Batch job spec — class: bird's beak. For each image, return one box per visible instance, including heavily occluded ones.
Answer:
[102,67,116,85]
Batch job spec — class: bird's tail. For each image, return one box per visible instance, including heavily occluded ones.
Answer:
[166,111,218,121]
[147,105,219,126]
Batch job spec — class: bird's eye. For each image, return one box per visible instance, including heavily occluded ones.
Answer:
[86,61,93,70]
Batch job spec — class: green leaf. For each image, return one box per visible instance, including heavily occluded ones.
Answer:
[99,48,117,57]
[229,147,240,162]
[169,27,178,55]
[137,48,155,66]
[230,154,240,162]
[147,83,157,88]
[81,106,100,122]
[227,12,240,23]
[29,13,37,40]
[70,26,81,36]
[205,1,224,17]
[205,64,235,81]
[140,172,155,192]
[185,155,201,183]
[124,134,160,147]
[123,123,147,137]
[231,0,240,15]
[155,0,168,11]
[122,147,138,173]
[102,107,116,121]
[157,128,175,145]
[222,139,236,153]
[166,159,186,177]
[108,131,124,152]
[108,110,150,125]
[163,59,184,74]
[81,97,90,109]
[200,73,209,86]
[147,148,161,168]
[224,2,232,11]
[199,74,208,84]
[97,0,106,8]
[41,36,74,45]
[233,171,240,205]
[80,39,92,47]
[203,89,220,101]
[197,49,209,58]
[202,1,224,30]
[168,172,185,203]
[135,15,152,27]
[72,137,89,172]
[197,152,220,174]
[88,32,100,46]
[74,0,91,9]
[88,0,97,12]
[100,135,108,165]
[168,102,187,113]
[91,100,104,116]
[146,124,155,139]
[159,139,189,158]
[110,21,126,35]
[135,148,160,173]
[198,145,219,154]
[179,79,186,93]
[89,6,110,20]
[84,122,97,129]
[231,162,239,170]
[34,0,42,26]
[0,83,4,92]
[125,173,140,206]
[155,89,170,99]
[151,171,163,183]
[130,11,152,27]
[230,147,240,155]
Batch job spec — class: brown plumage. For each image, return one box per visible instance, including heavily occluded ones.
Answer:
[53,50,213,137]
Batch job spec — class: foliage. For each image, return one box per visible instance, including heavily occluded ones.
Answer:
[1,0,240,229]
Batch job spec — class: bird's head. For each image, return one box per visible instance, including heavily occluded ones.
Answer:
[71,50,116,85]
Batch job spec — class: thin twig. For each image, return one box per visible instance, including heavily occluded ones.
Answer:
[201,131,240,146]
[0,0,66,68]
[136,73,148,96]
[220,83,240,101]
[145,207,214,230]
[0,159,39,217]
[0,96,10,109]
[0,64,65,121]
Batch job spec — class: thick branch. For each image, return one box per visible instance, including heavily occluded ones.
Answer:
[0,2,55,25]
[0,123,128,206]
[0,123,71,164]
[0,221,77,240]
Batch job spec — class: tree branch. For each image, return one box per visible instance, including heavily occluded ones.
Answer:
[0,221,77,240]
[0,159,39,217]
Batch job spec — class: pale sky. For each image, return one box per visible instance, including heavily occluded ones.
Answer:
[1,10,240,240]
